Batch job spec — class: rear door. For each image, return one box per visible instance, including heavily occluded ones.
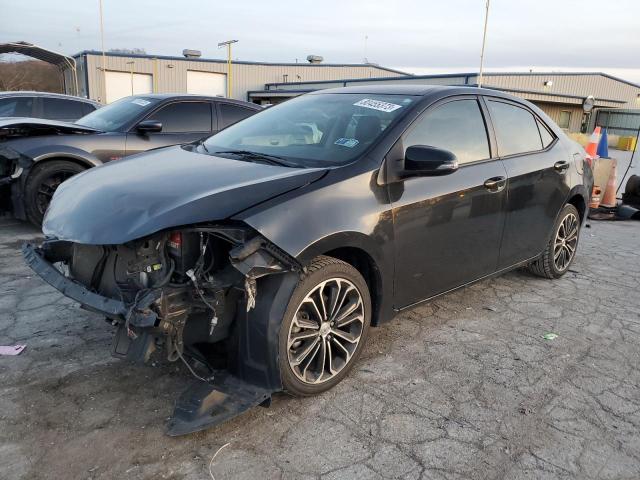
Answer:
[391,96,508,308]
[483,97,570,268]
[125,100,213,155]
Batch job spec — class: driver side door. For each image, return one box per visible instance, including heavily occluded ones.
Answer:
[390,96,508,308]
[125,101,214,155]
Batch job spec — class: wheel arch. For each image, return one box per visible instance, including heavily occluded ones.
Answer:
[295,232,391,326]
[31,151,101,170]
[566,190,587,223]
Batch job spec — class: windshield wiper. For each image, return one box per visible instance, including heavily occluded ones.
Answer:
[212,150,299,168]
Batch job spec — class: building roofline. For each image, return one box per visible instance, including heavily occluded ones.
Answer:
[265,70,640,89]
[466,84,627,104]
[72,50,409,75]
[265,72,473,88]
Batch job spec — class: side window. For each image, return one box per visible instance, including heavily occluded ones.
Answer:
[81,102,97,117]
[0,97,33,117]
[403,99,490,164]
[219,104,256,129]
[487,100,543,156]
[149,102,212,133]
[42,98,85,120]
[537,118,555,148]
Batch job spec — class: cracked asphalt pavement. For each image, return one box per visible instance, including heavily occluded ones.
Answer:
[1,215,639,480]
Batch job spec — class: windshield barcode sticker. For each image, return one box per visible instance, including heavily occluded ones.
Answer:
[132,99,150,106]
[354,98,402,113]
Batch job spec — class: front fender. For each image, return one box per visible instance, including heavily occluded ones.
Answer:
[27,145,102,168]
[236,168,397,324]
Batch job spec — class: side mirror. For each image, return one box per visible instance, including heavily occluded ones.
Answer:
[136,120,162,133]
[402,145,458,177]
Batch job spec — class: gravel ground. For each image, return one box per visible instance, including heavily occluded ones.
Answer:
[1,215,639,480]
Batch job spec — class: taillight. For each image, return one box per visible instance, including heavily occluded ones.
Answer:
[168,231,182,251]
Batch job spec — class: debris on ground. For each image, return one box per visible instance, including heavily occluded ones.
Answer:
[542,333,558,341]
[0,345,26,355]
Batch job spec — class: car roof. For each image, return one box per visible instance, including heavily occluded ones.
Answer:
[312,84,527,103]
[129,93,261,108]
[0,91,101,105]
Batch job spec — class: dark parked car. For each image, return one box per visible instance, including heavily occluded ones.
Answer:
[0,91,100,121]
[24,85,592,435]
[0,94,261,224]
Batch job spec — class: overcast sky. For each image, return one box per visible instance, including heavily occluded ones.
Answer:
[2,0,640,82]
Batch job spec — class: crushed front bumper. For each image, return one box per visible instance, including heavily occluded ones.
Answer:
[22,242,126,318]
[22,240,288,435]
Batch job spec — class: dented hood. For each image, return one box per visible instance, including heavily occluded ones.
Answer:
[0,117,100,139]
[43,145,326,244]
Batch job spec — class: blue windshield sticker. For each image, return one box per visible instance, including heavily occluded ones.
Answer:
[335,138,359,148]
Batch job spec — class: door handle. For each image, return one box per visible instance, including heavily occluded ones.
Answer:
[554,160,570,173]
[484,176,506,192]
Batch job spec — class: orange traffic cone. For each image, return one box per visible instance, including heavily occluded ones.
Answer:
[585,126,601,159]
[600,159,618,207]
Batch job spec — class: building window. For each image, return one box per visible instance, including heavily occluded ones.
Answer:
[558,110,572,129]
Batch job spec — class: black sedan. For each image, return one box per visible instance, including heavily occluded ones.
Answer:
[24,85,592,435]
[0,94,261,224]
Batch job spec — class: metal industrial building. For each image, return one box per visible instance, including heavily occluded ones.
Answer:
[249,72,640,133]
[39,47,640,134]
[63,50,407,104]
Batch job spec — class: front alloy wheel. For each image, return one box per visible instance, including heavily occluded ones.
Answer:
[287,278,365,385]
[279,256,371,396]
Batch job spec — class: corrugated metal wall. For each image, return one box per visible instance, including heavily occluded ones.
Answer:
[594,109,640,136]
[81,54,403,103]
[481,73,639,107]
[530,102,584,132]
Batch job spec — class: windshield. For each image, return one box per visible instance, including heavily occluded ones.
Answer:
[75,96,161,132]
[203,93,416,166]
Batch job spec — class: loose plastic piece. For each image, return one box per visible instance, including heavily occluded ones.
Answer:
[0,345,26,355]
[542,333,558,341]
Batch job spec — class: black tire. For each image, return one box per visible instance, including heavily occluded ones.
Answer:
[528,204,581,279]
[24,160,85,226]
[279,255,372,397]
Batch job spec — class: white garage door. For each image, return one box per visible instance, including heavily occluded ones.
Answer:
[187,70,227,96]
[105,71,153,104]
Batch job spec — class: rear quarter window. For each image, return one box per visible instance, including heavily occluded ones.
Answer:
[218,103,257,129]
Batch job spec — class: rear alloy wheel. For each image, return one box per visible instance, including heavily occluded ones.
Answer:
[24,160,85,226]
[528,204,581,278]
[279,256,371,396]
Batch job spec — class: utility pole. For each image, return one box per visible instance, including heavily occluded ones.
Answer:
[478,0,490,88]
[218,40,238,98]
[98,0,107,98]
[126,61,134,95]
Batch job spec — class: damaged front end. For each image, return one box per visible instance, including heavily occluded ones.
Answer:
[0,146,33,214]
[23,223,301,435]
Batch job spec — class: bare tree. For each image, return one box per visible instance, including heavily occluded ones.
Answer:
[0,60,63,92]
